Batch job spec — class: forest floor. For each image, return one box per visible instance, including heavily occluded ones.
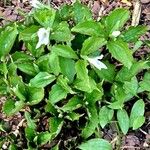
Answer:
[0,0,150,150]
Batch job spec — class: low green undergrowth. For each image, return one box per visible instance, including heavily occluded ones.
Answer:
[0,0,150,149]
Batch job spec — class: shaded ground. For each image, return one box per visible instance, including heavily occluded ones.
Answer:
[0,0,150,150]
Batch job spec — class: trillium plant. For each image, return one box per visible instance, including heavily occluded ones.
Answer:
[0,0,149,149]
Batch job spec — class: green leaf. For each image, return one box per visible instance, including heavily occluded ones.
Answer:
[139,72,150,92]
[117,109,129,134]
[57,75,74,94]
[37,131,52,145]
[123,77,138,96]
[2,99,24,116]
[60,96,82,112]
[34,8,56,28]
[107,40,133,68]
[0,25,18,58]
[52,45,78,59]
[19,25,39,41]
[122,25,148,42]
[78,138,112,150]
[49,52,60,76]
[30,72,56,88]
[51,21,72,42]
[59,57,76,83]
[75,60,88,80]
[99,106,114,128]
[71,21,104,37]
[130,99,145,127]
[27,86,44,105]
[95,61,116,82]
[17,62,39,76]
[25,127,36,142]
[25,112,36,129]
[81,37,106,55]
[105,8,130,34]
[65,112,83,121]
[116,60,150,82]
[82,104,99,139]
[49,84,68,104]
[49,117,63,138]
[133,116,145,130]
[73,1,92,23]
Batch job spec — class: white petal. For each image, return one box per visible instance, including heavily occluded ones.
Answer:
[95,54,104,60]
[30,0,43,9]
[88,57,107,70]
[111,31,121,37]
[36,28,50,49]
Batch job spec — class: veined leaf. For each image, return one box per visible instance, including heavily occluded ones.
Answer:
[71,21,104,37]
[107,40,133,68]
[130,99,145,127]
[30,72,56,88]
[117,109,129,134]
[52,45,78,59]
[81,37,106,55]
[133,116,145,130]
[122,25,148,42]
[0,25,18,58]
[105,8,130,34]
[78,138,112,150]
[49,84,68,104]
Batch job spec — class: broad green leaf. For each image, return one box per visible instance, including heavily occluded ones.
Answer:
[73,1,92,23]
[130,99,145,127]
[30,72,56,88]
[65,112,83,121]
[117,109,129,134]
[122,25,148,42]
[34,8,56,28]
[99,106,114,128]
[37,131,52,145]
[45,101,58,115]
[105,8,130,34]
[0,25,18,58]
[82,104,99,139]
[60,96,82,112]
[12,52,34,62]
[139,72,150,92]
[59,57,76,83]
[49,84,68,104]
[123,77,138,96]
[95,61,116,82]
[75,60,88,80]
[78,138,112,150]
[51,21,72,42]
[19,25,39,41]
[17,62,39,76]
[59,4,73,20]
[2,99,24,116]
[107,40,133,68]
[25,112,36,129]
[0,78,7,95]
[81,37,106,55]
[27,86,44,105]
[49,52,60,76]
[25,127,36,142]
[133,116,145,130]
[116,61,150,82]
[71,21,104,37]
[8,144,17,150]
[49,117,63,138]
[108,100,124,110]
[52,45,78,59]
[57,75,74,94]
[36,54,51,73]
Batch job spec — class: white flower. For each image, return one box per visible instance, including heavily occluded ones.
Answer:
[87,55,107,70]
[30,0,43,9]
[111,31,121,37]
[36,28,50,49]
